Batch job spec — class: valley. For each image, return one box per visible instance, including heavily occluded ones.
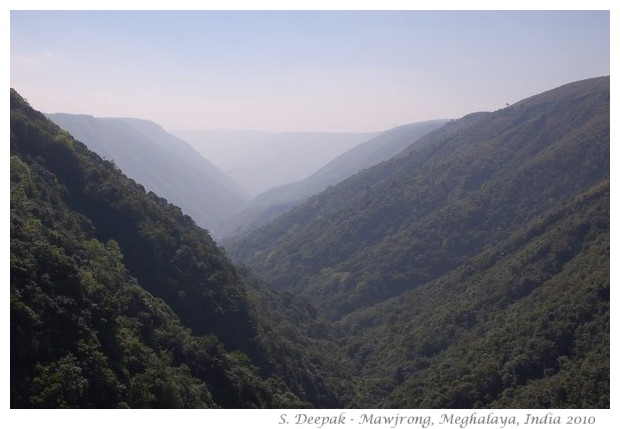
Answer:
[10,76,610,409]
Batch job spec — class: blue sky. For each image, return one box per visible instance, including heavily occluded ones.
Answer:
[10,10,610,132]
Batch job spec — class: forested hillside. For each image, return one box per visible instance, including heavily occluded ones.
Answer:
[341,181,609,407]
[47,113,250,236]
[219,120,448,240]
[10,89,345,408]
[226,77,609,407]
[10,76,609,409]
[228,77,610,319]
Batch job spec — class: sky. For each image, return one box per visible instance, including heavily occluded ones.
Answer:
[9,8,611,133]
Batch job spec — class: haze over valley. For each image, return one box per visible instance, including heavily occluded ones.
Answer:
[9,9,611,414]
[46,113,251,234]
[173,129,380,196]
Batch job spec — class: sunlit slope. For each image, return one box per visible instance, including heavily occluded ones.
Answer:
[229,77,609,319]
[219,120,447,240]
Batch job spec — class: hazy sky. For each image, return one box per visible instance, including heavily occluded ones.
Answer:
[10,9,610,132]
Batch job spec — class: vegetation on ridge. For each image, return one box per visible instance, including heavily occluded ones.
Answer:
[228,77,610,320]
[10,76,610,408]
[10,89,343,408]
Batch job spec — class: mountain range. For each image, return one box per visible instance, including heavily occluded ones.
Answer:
[174,129,380,196]
[11,90,346,408]
[228,77,609,319]
[227,77,610,407]
[218,120,448,240]
[10,76,610,408]
[46,114,250,236]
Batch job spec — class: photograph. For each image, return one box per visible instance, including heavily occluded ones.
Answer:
[6,1,613,426]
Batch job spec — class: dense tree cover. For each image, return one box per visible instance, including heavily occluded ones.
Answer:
[219,120,448,240]
[10,155,291,408]
[11,90,256,351]
[228,77,610,320]
[226,77,609,408]
[11,76,610,409]
[240,269,355,407]
[339,181,609,407]
[47,113,250,236]
[10,89,340,408]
